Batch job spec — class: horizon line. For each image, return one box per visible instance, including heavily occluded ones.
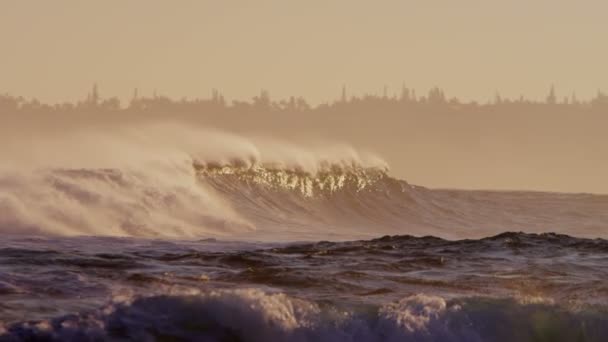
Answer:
[2,84,608,109]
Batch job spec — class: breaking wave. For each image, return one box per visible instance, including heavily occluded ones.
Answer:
[194,161,391,197]
[2,123,608,342]
[2,289,607,342]
[0,122,607,240]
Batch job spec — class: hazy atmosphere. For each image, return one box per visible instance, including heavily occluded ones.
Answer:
[2,1,608,193]
[2,1,607,103]
[2,2,608,341]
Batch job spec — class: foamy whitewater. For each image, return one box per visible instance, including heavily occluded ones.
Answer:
[1,124,607,341]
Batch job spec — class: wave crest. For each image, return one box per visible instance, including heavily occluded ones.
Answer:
[1,123,607,240]
[195,161,392,197]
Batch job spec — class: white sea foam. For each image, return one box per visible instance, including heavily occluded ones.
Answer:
[0,122,386,238]
[3,288,605,342]
[1,121,607,240]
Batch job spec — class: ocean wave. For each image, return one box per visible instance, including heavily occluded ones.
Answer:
[1,160,608,240]
[1,289,607,342]
[0,123,607,240]
[194,161,392,197]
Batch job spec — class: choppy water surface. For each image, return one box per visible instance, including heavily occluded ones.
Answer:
[2,153,608,341]
[1,232,607,341]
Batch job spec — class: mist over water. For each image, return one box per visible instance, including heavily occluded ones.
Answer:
[2,1,607,339]
[1,121,608,341]
[1,121,606,241]
[0,122,390,239]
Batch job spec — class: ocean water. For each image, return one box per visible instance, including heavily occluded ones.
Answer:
[1,138,608,341]
[1,232,608,341]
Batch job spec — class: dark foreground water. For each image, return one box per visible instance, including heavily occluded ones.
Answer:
[1,232,607,342]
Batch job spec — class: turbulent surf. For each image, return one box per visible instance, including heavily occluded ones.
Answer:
[2,159,607,241]
[1,232,608,341]
[1,127,607,341]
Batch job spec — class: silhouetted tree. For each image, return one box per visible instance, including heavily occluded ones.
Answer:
[0,84,601,118]
[428,87,446,104]
[400,84,410,103]
[591,90,608,108]
[546,85,557,105]
[494,91,503,105]
[253,90,271,109]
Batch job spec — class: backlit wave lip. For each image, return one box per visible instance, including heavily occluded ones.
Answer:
[194,160,393,197]
[1,158,607,241]
[0,122,607,240]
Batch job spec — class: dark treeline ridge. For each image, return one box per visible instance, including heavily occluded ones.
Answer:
[1,85,608,115]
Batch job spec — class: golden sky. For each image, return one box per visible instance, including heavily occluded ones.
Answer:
[1,0,606,104]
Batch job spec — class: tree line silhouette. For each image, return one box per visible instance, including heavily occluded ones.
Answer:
[1,84,607,115]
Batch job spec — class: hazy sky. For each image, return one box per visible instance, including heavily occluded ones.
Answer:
[1,0,606,104]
